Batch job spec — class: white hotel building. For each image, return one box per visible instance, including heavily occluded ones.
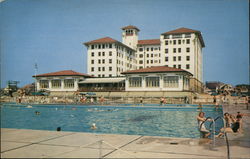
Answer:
[84,25,205,82]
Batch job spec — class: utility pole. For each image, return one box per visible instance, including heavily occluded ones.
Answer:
[34,63,38,103]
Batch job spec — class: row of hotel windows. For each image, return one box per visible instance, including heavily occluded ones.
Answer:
[91,51,112,57]
[138,47,161,52]
[172,64,190,69]
[129,76,180,88]
[139,60,161,64]
[138,53,161,58]
[91,67,113,72]
[165,39,190,45]
[91,59,112,64]
[97,74,113,77]
[90,44,133,53]
[164,33,191,39]
[165,47,190,53]
[39,79,75,89]
[165,56,190,62]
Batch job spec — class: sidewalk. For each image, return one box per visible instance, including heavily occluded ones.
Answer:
[1,127,250,158]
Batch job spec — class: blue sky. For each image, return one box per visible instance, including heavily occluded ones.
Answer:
[0,0,249,88]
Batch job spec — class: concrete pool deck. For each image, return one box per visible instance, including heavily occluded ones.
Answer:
[1,104,250,158]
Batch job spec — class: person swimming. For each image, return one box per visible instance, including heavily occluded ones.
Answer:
[57,127,61,131]
[35,111,40,115]
[90,123,97,130]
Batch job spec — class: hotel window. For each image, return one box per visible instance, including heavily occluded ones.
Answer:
[102,52,105,56]
[102,75,105,77]
[147,48,149,51]
[178,65,181,69]
[91,60,94,64]
[178,48,181,53]
[129,77,142,87]
[98,45,101,49]
[109,74,112,77]
[165,49,168,53]
[147,60,149,64]
[178,40,181,44]
[139,60,143,64]
[98,75,101,77]
[91,45,94,49]
[185,34,191,38]
[173,34,182,39]
[102,67,105,71]
[51,80,61,88]
[151,47,153,51]
[173,40,176,45]
[173,65,176,68]
[102,44,105,49]
[39,80,49,89]
[109,67,112,71]
[102,59,105,64]
[146,77,160,87]
[139,48,143,52]
[173,48,176,53]
[139,54,143,58]
[151,60,153,64]
[98,52,101,56]
[146,54,149,57]
[98,59,101,64]
[109,44,112,48]
[98,67,101,71]
[64,79,74,88]
[186,47,190,52]
[151,54,153,57]
[91,52,94,57]
[178,56,181,61]
[173,56,176,61]
[165,40,168,45]
[163,76,179,88]
[164,35,170,39]
[186,56,190,61]
[91,67,94,71]
[186,64,190,69]
[109,51,112,56]
[109,59,112,64]
[186,39,190,44]
[165,57,168,62]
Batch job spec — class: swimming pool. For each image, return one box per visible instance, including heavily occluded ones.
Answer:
[1,103,223,138]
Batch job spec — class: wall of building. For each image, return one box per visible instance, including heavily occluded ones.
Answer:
[36,76,84,92]
[136,44,161,69]
[86,43,136,77]
[124,72,190,92]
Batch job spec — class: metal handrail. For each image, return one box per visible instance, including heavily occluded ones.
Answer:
[209,116,230,159]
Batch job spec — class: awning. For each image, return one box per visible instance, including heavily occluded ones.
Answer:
[79,78,125,84]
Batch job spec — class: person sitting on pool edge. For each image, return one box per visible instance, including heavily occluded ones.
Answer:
[197,112,212,138]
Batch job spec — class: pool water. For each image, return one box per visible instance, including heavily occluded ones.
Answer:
[0,104,223,138]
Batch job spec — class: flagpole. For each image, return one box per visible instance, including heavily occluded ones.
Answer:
[34,63,38,103]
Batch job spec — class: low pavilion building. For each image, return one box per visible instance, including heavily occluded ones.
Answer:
[121,66,192,92]
[33,70,92,93]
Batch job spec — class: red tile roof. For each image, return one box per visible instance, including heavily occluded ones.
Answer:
[121,66,192,75]
[121,25,140,31]
[84,37,135,51]
[162,27,200,35]
[138,39,160,45]
[162,27,205,47]
[84,37,117,45]
[33,70,92,77]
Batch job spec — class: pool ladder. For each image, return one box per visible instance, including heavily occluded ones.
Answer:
[200,116,230,159]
